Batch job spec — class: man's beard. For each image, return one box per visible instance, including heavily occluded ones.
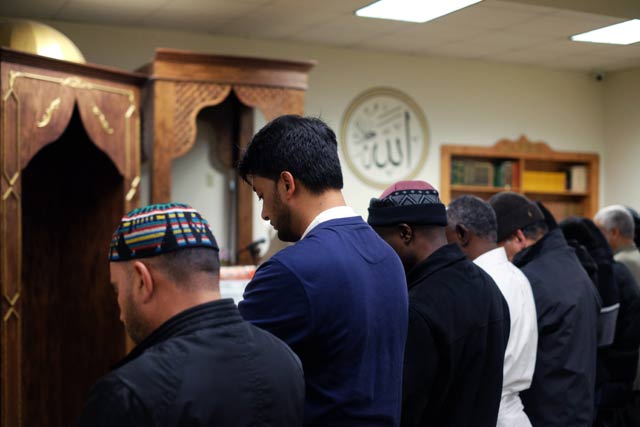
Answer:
[122,294,152,344]
[273,191,299,242]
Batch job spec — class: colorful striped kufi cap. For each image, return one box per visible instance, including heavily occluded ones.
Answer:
[109,203,219,262]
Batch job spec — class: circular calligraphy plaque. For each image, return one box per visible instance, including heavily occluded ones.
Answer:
[341,87,429,188]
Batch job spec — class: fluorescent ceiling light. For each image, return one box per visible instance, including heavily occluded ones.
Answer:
[355,0,482,23]
[571,19,640,45]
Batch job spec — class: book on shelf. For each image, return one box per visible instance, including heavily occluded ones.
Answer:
[568,165,587,192]
[451,159,494,186]
[451,159,519,189]
[522,170,566,192]
[494,160,518,189]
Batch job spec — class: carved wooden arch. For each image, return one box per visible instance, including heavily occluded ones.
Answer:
[143,48,314,264]
[0,47,144,427]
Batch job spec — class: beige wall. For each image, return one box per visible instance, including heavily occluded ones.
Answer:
[604,68,640,208]
[26,19,639,252]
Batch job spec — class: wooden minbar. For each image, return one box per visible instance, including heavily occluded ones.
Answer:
[141,48,315,264]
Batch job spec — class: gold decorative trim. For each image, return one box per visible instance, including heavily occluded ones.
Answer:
[4,71,135,103]
[36,97,61,128]
[91,104,114,134]
[3,293,20,322]
[2,69,24,427]
[1,68,140,427]
[125,176,140,202]
[2,69,139,184]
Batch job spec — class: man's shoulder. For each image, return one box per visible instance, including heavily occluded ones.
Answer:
[274,219,396,267]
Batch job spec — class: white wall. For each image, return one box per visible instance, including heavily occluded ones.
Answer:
[603,68,640,208]
[34,19,625,251]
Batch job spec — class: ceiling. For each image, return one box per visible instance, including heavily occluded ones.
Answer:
[2,0,640,72]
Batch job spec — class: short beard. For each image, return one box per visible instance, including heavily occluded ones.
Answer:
[123,294,152,345]
[273,191,299,242]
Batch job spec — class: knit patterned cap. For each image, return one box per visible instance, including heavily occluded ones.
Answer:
[109,203,219,262]
[367,180,447,227]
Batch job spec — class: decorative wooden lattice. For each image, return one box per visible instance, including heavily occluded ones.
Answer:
[172,81,231,158]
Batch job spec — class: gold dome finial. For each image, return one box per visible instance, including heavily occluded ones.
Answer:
[0,18,86,63]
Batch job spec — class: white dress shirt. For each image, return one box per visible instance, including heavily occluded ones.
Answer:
[474,246,538,427]
[301,206,359,239]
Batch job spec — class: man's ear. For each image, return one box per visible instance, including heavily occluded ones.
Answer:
[513,229,526,243]
[132,261,154,304]
[398,223,413,245]
[279,171,296,199]
[455,224,471,247]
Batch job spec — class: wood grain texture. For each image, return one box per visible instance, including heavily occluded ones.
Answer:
[146,48,315,90]
[144,50,313,265]
[440,137,599,220]
[1,51,142,427]
[233,85,305,120]
[21,116,125,427]
[172,81,231,159]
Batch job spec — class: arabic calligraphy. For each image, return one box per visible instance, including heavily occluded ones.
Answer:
[350,102,419,178]
[342,88,429,188]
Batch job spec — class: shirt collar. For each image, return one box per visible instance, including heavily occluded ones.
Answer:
[301,206,358,239]
[473,246,508,269]
[615,243,638,255]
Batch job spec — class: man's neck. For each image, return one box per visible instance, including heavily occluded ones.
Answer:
[613,238,637,253]
[469,239,498,261]
[296,189,347,234]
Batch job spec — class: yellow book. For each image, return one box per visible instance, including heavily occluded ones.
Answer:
[522,171,566,192]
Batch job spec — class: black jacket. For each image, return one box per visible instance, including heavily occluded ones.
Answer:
[77,299,305,427]
[599,262,640,410]
[514,228,602,427]
[401,244,510,427]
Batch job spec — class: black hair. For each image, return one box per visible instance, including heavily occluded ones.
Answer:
[521,220,549,241]
[237,115,343,193]
[147,248,220,291]
[447,195,498,242]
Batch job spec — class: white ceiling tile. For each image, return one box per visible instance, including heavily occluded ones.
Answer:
[0,0,636,72]
[433,1,545,30]
[143,0,260,29]
[397,22,489,43]
[424,40,499,58]
[56,0,165,24]
[585,43,640,59]
[508,13,626,38]
[353,31,451,52]
[483,0,557,14]
[550,54,620,71]
[461,31,549,50]
[270,0,372,14]
[0,0,66,19]
[599,57,640,72]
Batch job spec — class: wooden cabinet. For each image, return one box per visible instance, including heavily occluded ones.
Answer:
[0,47,145,427]
[440,136,599,221]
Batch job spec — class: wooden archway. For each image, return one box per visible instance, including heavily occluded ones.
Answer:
[141,49,315,264]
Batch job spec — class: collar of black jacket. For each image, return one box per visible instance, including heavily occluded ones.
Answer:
[112,298,243,370]
[406,243,467,289]
[512,227,568,268]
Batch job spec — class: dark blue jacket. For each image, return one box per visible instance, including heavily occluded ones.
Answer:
[514,228,602,427]
[239,216,408,426]
[77,299,304,427]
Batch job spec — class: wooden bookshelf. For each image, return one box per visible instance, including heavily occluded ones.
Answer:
[440,136,599,221]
